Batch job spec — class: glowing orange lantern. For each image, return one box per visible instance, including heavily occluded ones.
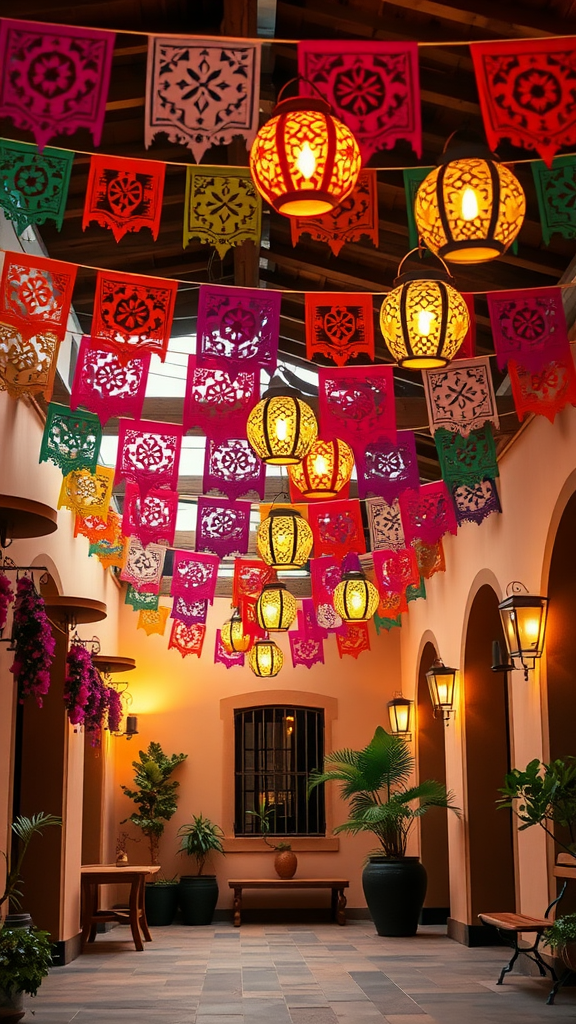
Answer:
[288,438,354,499]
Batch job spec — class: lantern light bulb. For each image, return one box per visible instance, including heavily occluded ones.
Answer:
[295,141,317,179]
[461,187,479,221]
[414,309,436,336]
[524,618,540,641]
[313,454,328,475]
[275,417,288,441]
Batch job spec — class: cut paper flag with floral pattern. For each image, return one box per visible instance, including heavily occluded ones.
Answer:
[455,294,477,361]
[92,270,178,363]
[308,499,365,558]
[125,585,159,611]
[74,511,118,545]
[70,337,151,426]
[196,285,280,371]
[214,628,245,669]
[434,425,498,488]
[488,287,569,373]
[83,154,165,243]
[532,156,576,244]
[451,478,502,527]
[196,497,250,559]
[372,547,420,596]
[298,601,328,641]
[120,537,166,594]
[318,365,396,458]
[509,355,576,423]
[232,558,276,607]
[145,36,261,162]
[183,358,258,441]
[290,170,379,256]
[336,621,370,659]
[184,167,261,258]
[115,419,182,498]
[168,620,205,659]
[290,632,324,669]
[412,538,446,579]
[171,596,208,626]
[0,325,60,402]
[407,577,426,603]
[471,37,576,165]
[203,438,265,502]
[88,513,125,569]
[356,431,419,502]
[0,251,76,343]
[0,19,114,150]
[0,139,73,236]
[378,589,407,618]
[298,41,421,161]
[171,550,219,604]
[58,464,114,519]
[423,356,499,437]
[310,555,343,609]
[399,482,458,546]
[138,606,169,636]
[305,293,374,366]
[122,483,178,548]
[366,497,405,552]
[374,612,402,634]
[39,403,102,476]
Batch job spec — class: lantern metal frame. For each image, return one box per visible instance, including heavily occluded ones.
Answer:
[257,506,314,570]
[333,569,380,622]
[248,636,284,678]
[425,657,457,725]
[379,249,470,370]
[247,377,318,467]
[256,582,297,632]
[497,582,548,681]
[387,692,414,740]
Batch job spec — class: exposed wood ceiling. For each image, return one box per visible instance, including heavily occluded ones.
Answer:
[3,0,576,493]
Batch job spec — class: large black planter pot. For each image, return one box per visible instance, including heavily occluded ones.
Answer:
[145,882,179,926]
[362,856,427,937]
[178,875,219,925]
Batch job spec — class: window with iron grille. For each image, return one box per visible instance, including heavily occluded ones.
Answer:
[234,705,325,836]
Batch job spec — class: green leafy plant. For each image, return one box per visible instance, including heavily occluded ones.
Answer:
[247,796,292,852]
[0,925,53,997]
[121,742,187,864]
[308,726,459,860]
[0,812,61,910]
[177,814,225,875]
[497,757,576,858]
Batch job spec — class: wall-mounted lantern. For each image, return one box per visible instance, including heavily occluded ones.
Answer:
[498,582,548,681]
[426,658,457,724]
[387,693,414,740]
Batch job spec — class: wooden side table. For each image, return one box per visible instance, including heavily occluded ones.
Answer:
[80,864,159,951]
[227,878,349,926]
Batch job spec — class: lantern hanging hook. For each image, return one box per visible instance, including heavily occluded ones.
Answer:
[276,76,332,108]
[506,581,529,597]
[396,246,453,279]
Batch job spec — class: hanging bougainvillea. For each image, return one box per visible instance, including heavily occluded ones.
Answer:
[10,576,55,706]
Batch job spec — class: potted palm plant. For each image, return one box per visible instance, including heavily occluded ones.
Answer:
[308,726,458,936]
[121,742,187,926]
[177,814,225,925]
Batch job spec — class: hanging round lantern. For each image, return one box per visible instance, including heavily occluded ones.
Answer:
[221,608,251,654]
[414,137,526,264]
[498,582,548,680]
[249,86,362,218]
[333,570,380,622]
[256,582,297,632]
[288,438,354,499]
[257,508,314,570]
[379,250,470,370]
[247,378,318,466]
[249,637,284,678]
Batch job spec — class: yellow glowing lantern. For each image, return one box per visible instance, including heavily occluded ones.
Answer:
[256,582,297,632]
[221,608,251,654]
[379,251,470,370]
[498,583,548,680]
[414,138,525,264]
[257,508,313,570]
[387,693,414,739]
[249,637,284,678]
[288,438,354,499]
[250,89,362,217]
[247,379,318,466]
[333,570,379,622]
[425,659,457,723]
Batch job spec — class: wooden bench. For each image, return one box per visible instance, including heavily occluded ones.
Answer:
[479,884,566,986]
[228,878,349,926]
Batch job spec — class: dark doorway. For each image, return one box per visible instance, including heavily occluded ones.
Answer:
[417,640,450,924]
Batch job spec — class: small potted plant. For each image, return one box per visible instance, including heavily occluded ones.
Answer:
[248,796,297,879]
[121,742,187,926]
[545,914,576,972]
[0,924,53,1022]
[177,814,225,926]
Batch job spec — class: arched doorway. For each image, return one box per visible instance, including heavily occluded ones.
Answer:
[417,640,450,923]
[464,584,515,935]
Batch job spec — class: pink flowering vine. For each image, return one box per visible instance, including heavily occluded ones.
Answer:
[106,686,123,733]
[0,571,14,632]
[10,576,56,706]
[64,644,94,725]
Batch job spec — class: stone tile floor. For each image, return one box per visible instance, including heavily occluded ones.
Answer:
[27,922,576,1024]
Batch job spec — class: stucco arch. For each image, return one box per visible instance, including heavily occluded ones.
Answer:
[31,552,63,596]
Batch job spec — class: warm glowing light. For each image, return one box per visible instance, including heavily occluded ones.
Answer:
[256,582,297,631]
[295,141,317,179]
[461,186,479,220]
[288,438,354,499]
[247,388,318,466]
[387,694,414,738]
[275,418,288,442]
[257,508,314,569]
[380,265,470,370]
[249,638,284,678]
[414,309,436,336]
[221,608,251,654]
[426,658,457,722]
[498,590,548,673]
[333,571,379,622]
[313,454,328,476]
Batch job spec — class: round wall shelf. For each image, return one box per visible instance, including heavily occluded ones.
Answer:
[45,596,107,629]
[92,655,136,675]
[0,494,58,545]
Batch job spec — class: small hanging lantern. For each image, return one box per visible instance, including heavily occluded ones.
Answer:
[379,249,470,370]
[288,438,354,499]
[250,81,362,218]
[256,582,297,632]
[249,637,284,678]
[221,608,251,654]
[247,377,318,466]
[414,135,526,264]
[333,569,379,622]
[426,658,457,724]
[498,582,548,680]
[257,508,314,570]
[387,693,414,740]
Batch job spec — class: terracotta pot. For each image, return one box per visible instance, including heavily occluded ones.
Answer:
[561,943,576,973]
[274,849,297,879]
